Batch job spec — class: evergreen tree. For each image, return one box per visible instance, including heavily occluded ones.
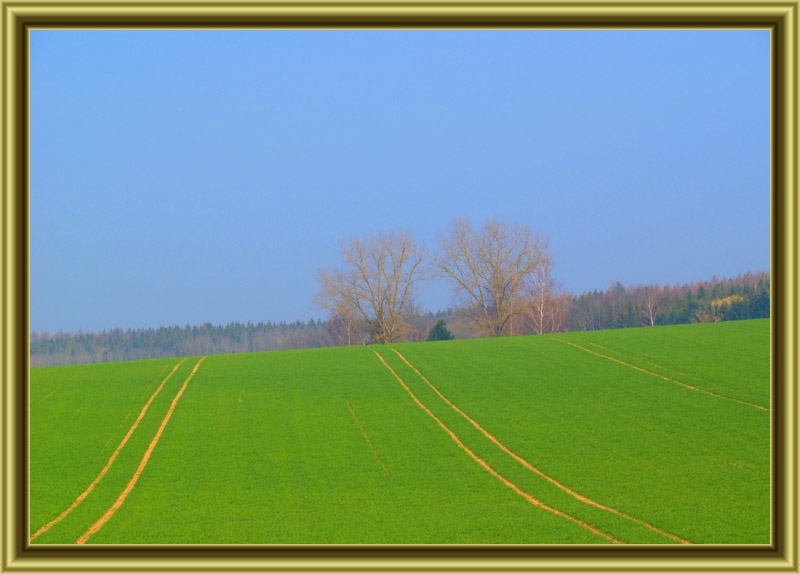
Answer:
[427,320,454,341]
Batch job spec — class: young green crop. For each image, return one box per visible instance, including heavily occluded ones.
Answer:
[30,357,195,538]
[388,319,769,544]
[85,347,603,544]
[30,319,769,544]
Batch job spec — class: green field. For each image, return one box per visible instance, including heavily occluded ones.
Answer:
[29,319,770,545]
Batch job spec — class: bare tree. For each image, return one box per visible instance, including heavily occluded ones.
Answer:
[522,256,562,334]
[693,308,722,323]
[549,292,570,333]
[638,284,660,327]
[323,312,354,346]
[434,217,549,337]
[314,230,427,344]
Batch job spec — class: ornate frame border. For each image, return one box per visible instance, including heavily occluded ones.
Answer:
[2,2,797,572]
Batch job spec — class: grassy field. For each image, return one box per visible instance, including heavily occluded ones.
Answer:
[29,319,770,545]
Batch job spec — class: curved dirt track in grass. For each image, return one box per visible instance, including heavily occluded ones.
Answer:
[562,340,768,411]
[388,347,691,545]
[372,349,623,545]
[76,357,206,544]
[30,358,188,542]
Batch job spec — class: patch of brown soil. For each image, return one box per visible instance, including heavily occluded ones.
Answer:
[372,350,623,544]
[75,356,206,544]
[30,358,188,542]
[563,340,768,411]
[388,347,691,545]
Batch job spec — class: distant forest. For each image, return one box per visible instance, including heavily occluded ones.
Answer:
[31,271,769,367]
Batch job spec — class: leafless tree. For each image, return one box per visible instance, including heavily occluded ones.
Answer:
[434,217,549,337]
[693,308,722,323]
[323,312,355,346]
[638,284,660,327]
[522,256,563,334]
[314,230,427,344]
[549,292,570,333]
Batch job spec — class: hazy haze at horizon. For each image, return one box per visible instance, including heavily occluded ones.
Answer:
[31,29,769,333]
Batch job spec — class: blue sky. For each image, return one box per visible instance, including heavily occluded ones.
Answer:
[30,29,770,333]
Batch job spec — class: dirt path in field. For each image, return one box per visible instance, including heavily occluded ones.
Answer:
[104,412,133,447]
[30,358,188,542]
[31,385,62,407]
[388,348,691,545]
[76,356,206,544]
[337,382,393,478]
[372,349,623,545]
[562,341,768,411]
[720,459,768,476]
[345,398,394,478]
[588,342,691,377]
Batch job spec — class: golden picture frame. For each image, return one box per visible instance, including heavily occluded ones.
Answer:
[3,1,797,572]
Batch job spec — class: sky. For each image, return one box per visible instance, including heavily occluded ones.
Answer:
[30,29,770,334]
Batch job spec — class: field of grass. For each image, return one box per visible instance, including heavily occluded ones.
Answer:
[29,319,770,545]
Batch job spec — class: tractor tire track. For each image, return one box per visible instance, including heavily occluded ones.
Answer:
[337,382,393,478]
[31,385,62,407]
[561,340,768,411]
[588,342,690,377]
[345,398,394,479]
[372,349,623,545]
[104,412,133,448]
[30,358,188,542]
[76,356,206,544]
[388,347,691,545]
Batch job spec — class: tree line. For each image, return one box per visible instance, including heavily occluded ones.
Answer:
[30,320,328,367]
[313,217,769,343]
[563,271,770,331]
[31,217,770,366]
[30,271,769,367]
[29,313,453,367]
